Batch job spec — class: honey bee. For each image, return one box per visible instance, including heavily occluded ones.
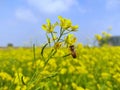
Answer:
[69,45,76,58]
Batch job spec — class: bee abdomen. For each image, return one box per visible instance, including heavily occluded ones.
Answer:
[69,45,77,58]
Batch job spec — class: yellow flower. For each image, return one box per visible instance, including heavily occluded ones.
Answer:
[76,66,88,74]
[60,68,67,74]
[35,59,44,67]
[54,42,62,49]
[97,84,101,90]
[3,86,8,90]
[41,70,50,75]
[72,82,85,90]
[48,59,57,68]
[71,25,79,31]
[95,34,102,41]
[102,31,107,35]
[46,19,51,27]
[0,72,12,81]
[53,81,57,86]
[42,19,58,33]
[58,16,72,29]
[113,73,120,83]
[52,34,57,40]
[65,34,77,45]
[72,82,77,89]
[14,72,23,84]
[77,43,83,48]
[68,65,75,73]
[58,16,79,31]
[101,72,110,79]
[88,74,94,79]
[106,81,112,87]
[106,33,111,37]
[15,85,21,90]
[56,50,65,57]
[42,24,47,31]
[76,87,85,90]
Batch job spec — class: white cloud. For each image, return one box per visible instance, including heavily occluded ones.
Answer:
[15,8,37,23]
[27,0,79,14]
[106,0,120,10]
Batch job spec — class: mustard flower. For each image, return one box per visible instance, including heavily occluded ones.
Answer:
[42,19,58,33]
[58,16,72,30]
[60,68,67,74]
[101,72,110,79]
[54,42,62,49]
[65,34,77,45]
[71,25,79,31]
[52,34,57,41]
[95,34,102,41]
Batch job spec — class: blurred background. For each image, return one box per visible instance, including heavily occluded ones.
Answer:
[0,0,120,47]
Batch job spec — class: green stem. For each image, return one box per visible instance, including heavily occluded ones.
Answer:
[63,31,72,35]
[46,33,51,46]
[32,44,36,67]
[27,28,66,89]
[60,27,62,34]
[27,48,56,86]
[51,32,55,44]
[57,28,64,42]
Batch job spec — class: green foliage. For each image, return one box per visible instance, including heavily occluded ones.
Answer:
[7,43,14,47]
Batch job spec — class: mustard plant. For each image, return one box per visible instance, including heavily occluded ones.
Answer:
[25,16,79,89]
[41,16,78,64]
[95,27,112,46]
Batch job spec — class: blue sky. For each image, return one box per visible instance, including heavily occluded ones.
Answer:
[0,0,120,46]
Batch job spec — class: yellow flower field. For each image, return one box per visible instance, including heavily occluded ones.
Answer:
[0,46,120,90]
